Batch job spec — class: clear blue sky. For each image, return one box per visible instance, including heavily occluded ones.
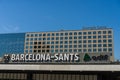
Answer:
[0,0,120,60]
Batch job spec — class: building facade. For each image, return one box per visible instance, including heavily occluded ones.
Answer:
[0,27,118,80]
[24,27,114,61]
[0,27,114,61]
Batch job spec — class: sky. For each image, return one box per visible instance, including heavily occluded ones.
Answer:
[0,0,120,60]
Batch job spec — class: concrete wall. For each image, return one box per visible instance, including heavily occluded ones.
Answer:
[0,64,120,71]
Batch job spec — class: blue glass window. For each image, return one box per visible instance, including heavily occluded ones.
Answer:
[83,49,87,52]
[56,45,58,48]
[65,37,68,40]
[78,36,82,39]
[109,48,112,51]
[88,44,92,47]
[108,31,112,34]
[108,39,112,43]
[69,49,72,52]
[78,49,82,52]
[93,36,96,39]
[98,36,101,38]
[88,40,91,43]
[88,32,91,34]
[65,45,68,48]
[52,37,54,40]
[30,38,33,41]
[65,41,68,44]
[69,32,72,35]
[93,31,96,34]
[39,34,42,36]
[88,49,92,52]
[83,45,86,48]
[52,33,54,36]
[74,49,77,52]
[93,44,97,47]
[74,45,77,48]
[79,40,82,43]
[60,45,63,48]
[103,31,106,34]
[47,42,50,44]
[60,37,63,40]
[108,35,112,38]
[60,41,63,44]
[56,37,59,40]
[88,36,91,39]
[0,33,25,56]
[56,33,59,36]
[74,32,77,35]
[93,40,96,43]
[47,33,50,36]
[103,35,106,38]
[83,32,87,35]
[103,44,107,47]
[56,41,59,44]
[103,48,107,51]
[98,44,102,47]
[51,42,54,44]
[51,46,54,48]
[31,34,34,37]
[35,34,38,37]
[64,49,67,52]
[98,31,101,34]
[83,40,86,43]
[47,38,50,40]
[65,33,68,35]
[60,33,63,36]
[69,41,72,44]
[79,32,82,35]
[103,40,107,43]
[98,40,102,43]
[74,41,77,44]
[108,44,112,47]
[78,45,82,48]
[98,48,102,52]
[74,36,77,39]
[69,37,72,39]
[60,50,63,52]
[69,45,72,48]
[93,49,96,52]
[83,36,86,39]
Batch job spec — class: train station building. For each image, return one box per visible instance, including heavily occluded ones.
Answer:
[0,27,119,80]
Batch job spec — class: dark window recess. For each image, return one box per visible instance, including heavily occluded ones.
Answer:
[98,31,101,34]
[27,34,29,37]
[34,50,37,52]
[34,46,37,48]
[42,46,45,48]
[47,46,50,48]
[38,42,41,44]
[43,42,45,44]
[47,50,49,52]
[74,32,77,35]
[103,31,106,34]
[108,31,112,34]
[93,31,96,34]
[38,46,41,48]
[34,42,37,44]
[43,34,46,36]
[42,50,45,52]
[38,50,41,52]
[43,38,46,40]
[69,32,72,35]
